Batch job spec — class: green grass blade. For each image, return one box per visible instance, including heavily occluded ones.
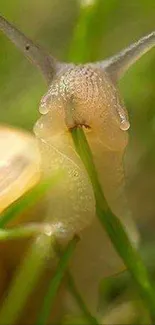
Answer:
[0,171,63,228]
[0,225,40,241]
[0,172,62,325]
[71,126,155,322]
[0,233,55,325]
[67,272,99,325]
[36,236,79,325]
[68,0,117,63]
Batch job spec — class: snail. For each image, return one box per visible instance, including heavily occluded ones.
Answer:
[0,14,155,323]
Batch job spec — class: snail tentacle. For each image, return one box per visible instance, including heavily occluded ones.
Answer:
[96,31,155,82]
[0,15,63,84]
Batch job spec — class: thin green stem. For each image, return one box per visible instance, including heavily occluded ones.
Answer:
[68,0,117,63]
[0,167,97,325]
[71,126,155,322]
[36,236,79,325]
[67,272,99,325]
[0,173,63,325]
[0,224,41,240]
[54,243,100,325]
[0,233,55,325]
[0,171,63,228]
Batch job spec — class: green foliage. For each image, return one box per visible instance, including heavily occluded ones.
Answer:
[37,236,79,325]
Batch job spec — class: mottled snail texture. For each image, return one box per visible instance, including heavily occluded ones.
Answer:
[0,14,155,324]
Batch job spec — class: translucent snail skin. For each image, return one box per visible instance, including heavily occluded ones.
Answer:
[0,14,155,323]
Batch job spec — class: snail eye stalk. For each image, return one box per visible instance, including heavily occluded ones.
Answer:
[1,15,155,85]
[97,32,155,82]
[0,15,63,84]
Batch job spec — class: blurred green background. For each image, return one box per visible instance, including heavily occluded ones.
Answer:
[0,0,155,245]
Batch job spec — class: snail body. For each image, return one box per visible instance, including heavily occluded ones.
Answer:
[0,15,155,322]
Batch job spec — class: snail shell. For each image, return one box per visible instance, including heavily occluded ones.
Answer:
[0,126,41,214]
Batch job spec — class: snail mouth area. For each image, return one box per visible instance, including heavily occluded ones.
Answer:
[69,123,91,131]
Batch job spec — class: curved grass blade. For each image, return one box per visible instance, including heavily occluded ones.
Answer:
[68,0,117,63]
[36,236,79,325]
[0,232,54,325]
[0,225,40,240]
[67,272,99,325]
[0,170,63,228]
[0,172,63,325]
[71,126,155,322]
